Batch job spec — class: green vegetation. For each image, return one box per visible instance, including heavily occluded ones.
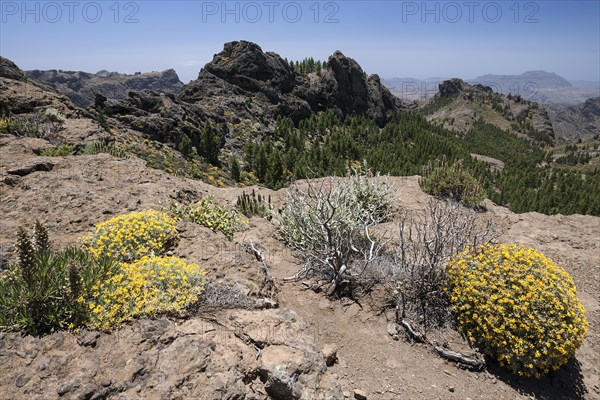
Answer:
[199,121,221,165]
[178,133,194,158]
[1,216,210,334]
[40,143,75,157]
[448,244,588,377]
[170,197,245,240]
[0,116,42,136]
[241,111,600,216]
[419,157,484,208]
[236,189,272,218]
[0,222,118,334]
[289,57,326,75]
[83,140,128,158]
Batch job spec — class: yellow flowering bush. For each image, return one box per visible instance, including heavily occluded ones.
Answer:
[84,256,206,330]
[447,244,588,377]
[82,210,177,262]
[170,197,245,240]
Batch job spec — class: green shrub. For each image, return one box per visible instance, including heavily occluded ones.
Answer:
[83,140,127,158]
[0,116,41,136]
[235,189,272,218]
[170,197,245,241]
[0,223,117,334]
[43,107,66,126]
[447,243,588,377]
[40,143,74,157]
[84,256,206,330]
[420,156,484,208]
[81,210,178,262]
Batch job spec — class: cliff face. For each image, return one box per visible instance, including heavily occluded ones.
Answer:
[25,68,183,108]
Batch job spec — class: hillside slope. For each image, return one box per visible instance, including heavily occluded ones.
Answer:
[421,78,554,139]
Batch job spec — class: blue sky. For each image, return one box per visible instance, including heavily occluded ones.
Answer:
[1,1,599,83]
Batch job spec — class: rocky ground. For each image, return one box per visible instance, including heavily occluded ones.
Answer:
[1,135,599,399]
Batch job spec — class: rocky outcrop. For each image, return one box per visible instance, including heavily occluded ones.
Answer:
[0,57,80,118]
[0,56,27,81]
[0,310,342,400]
[26,68,183,108]
[179,40,402,126]
[438,78,469,97]
[423,78,555,138]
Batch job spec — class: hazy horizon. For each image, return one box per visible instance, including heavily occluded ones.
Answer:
[2,1,599,83]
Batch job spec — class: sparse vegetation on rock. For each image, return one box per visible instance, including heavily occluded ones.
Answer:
[235,189,272,218]
[83,139,127,158]
[40,143,74,157]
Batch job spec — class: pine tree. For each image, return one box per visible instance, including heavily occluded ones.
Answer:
[178,134,193,158]
[230,155,241,182]
[201,121,221,165]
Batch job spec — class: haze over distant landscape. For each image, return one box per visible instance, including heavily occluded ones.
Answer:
[1,1,599,84]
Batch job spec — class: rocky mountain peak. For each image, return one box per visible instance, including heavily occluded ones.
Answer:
[202,40,296,94]
[179,41,402,126]
[438,78,495,98]
[0,56,27,82]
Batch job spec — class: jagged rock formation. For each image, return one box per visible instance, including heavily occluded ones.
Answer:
[25,68,183,108]
[178,40,402,126]
[545,97,600,142]
[93,41,402,152]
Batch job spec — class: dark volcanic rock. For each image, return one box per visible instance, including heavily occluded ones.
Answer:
[203,41,297,95]
[99,89,226,145]
[0,56,27,81]
[179,40,402,126]
[438,78,468,97]
[26,68,183,108]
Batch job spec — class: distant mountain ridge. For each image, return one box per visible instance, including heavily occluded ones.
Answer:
[25,68,183,108]
[384,71,599,105]
[471,70,573,91]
